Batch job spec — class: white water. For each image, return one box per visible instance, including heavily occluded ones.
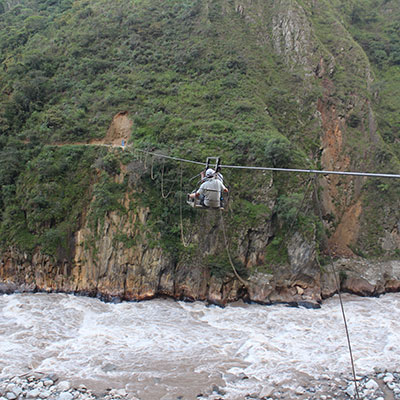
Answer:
[0,293,399,399]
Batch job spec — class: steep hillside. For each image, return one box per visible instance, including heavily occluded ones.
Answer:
[0,0,399,305]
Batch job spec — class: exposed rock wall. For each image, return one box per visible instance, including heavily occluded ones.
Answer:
[1,188,399,306]
[271,0,317,71]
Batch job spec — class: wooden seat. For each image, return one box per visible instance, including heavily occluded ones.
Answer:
[187,197,225,210]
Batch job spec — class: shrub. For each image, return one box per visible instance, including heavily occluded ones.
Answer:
[206,253,246,279]
[94,153,121,175]
[347,113,361,128]
[264,136,292,167]
[264,235,289,267]
[89,173,126,229]
[275,193,304,226]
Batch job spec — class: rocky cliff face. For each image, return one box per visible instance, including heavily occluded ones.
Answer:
[1,207,400,307]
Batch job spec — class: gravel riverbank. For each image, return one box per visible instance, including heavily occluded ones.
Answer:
[0,373,130,400]
[1,370,400,400]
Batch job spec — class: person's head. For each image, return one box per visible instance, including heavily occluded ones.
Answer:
[205,168,215,178]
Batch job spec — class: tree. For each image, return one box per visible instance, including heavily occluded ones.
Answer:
[264,136,292,168]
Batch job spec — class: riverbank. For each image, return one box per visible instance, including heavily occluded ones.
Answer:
[0,373,128,400]
[1,370,400,399]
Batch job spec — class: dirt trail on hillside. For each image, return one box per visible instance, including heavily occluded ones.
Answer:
[51,111,133,148]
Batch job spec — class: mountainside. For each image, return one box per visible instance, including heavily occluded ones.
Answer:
[0,0,399,305]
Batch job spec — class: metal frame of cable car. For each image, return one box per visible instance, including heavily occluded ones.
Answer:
[205,156,221,172]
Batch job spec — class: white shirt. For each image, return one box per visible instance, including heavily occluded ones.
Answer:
[197,178,227,208]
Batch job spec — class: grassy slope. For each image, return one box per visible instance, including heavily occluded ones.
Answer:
[0,0,398,266]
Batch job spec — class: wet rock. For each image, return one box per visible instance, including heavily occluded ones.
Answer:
[296,286,304,295]
[246,392,261,399]
[46,373,59,382]
[297,300,321,309]
[211,385,226,396]
[116,389,127,397]
[107,388,128,398]
[295,386,305,394]
[345,382,356,397]
[365,378,379,390]
[77,384,87,392]
[384,279,400,292]
[40,389,51,398]
[57,381,71,392]
[0,282,18,295]
[259,385,274,398]
[387,382,396,390]
[10,387,21,397]
[342,276,375,296]
[384,373,394,383]
[58,392,73,400]
[4,384,15,393]
[26,388,41,398]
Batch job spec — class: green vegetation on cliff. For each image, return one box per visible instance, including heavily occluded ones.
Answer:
[0,0,399,270]
[0,144,99,258]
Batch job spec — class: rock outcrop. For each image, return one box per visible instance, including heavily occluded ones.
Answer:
[1,182,399,306]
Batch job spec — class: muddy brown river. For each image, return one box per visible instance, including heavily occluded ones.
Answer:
[0,293,399,399]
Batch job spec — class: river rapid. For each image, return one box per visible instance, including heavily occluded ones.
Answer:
[0,293,399,400]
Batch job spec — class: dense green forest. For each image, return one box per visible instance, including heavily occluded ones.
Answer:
[0,0,399,268]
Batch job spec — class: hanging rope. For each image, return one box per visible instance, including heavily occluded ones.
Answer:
[179,162,191,248]
[150,156,157,180]
[312,174,361,400]
[189,172,203,182]
[160,160,173,199]
[219,209,248,288]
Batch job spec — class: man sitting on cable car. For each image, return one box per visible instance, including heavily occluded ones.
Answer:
[189,168,228,209]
